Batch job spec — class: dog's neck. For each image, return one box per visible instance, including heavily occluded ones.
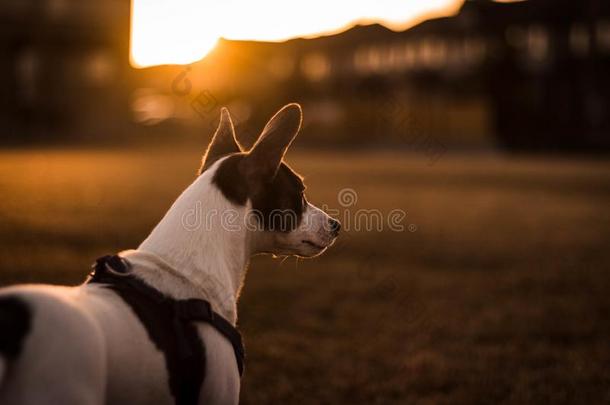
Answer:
[138,162,251,323]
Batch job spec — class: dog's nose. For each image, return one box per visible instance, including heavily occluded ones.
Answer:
[329,218,341,235]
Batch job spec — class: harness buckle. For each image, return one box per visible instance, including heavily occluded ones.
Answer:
[90,255,131,278]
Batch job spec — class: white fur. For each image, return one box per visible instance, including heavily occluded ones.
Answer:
[139,159,252,322]
[0,155,338,405]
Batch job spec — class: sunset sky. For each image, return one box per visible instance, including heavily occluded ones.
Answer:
[130,0,464,68]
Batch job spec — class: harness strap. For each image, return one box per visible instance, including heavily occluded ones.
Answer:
[87,255,245,403]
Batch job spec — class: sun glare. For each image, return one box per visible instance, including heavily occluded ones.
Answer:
[130,0,220,68]
[131,0,462,68]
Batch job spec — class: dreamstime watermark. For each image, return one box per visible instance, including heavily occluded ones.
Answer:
[180,187,416,233]
[324,188,417,233]
[171,66,249,131]
[171,66,220,129]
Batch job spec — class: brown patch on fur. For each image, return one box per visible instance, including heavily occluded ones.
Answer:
[212,154,306,231]
[201,103,306,230]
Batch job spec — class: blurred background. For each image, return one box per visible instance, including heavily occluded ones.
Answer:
[0,0,609,403]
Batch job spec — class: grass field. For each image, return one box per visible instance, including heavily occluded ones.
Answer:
[0,147,609,404]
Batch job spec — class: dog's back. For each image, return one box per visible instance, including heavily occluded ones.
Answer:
[0,283,239,405]
[0,284,176,404]
[0,285,108,404]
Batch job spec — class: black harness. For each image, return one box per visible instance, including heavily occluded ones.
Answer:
[87,255,244,405]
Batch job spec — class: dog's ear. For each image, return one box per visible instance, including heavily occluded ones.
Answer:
[199,108,241,174]
[244,103,302,179]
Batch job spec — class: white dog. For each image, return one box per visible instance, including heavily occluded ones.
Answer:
[0,103,340,405]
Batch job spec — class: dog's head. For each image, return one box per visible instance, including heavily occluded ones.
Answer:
[199,103,340,258]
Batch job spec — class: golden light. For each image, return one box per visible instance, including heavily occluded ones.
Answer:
[131,0,463,68]
[130,0,220,68]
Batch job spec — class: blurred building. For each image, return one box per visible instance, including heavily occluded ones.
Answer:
[0,0,608,152]
[0,0,132,142]
[140,0,610,151]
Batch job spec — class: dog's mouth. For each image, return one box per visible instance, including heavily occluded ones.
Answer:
[302,240,326,250]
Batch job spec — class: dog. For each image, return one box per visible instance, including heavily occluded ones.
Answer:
[0,103,340,405]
